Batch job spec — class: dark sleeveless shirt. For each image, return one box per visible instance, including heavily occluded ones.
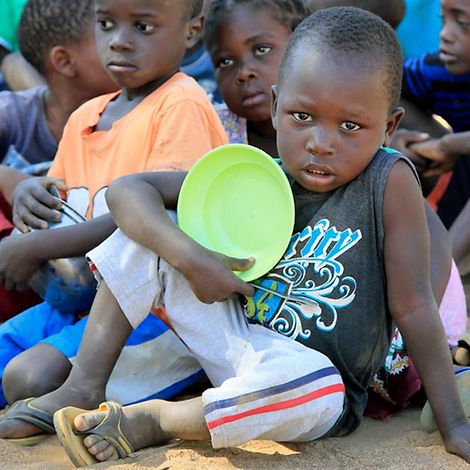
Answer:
[244,148,418,435]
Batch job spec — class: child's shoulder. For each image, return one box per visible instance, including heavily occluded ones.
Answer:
[404,52,468,81]
[367,147,418,190]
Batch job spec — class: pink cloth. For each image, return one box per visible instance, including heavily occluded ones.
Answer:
[439,260,467,347]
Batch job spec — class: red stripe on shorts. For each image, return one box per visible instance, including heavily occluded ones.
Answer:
[207,382,345,430]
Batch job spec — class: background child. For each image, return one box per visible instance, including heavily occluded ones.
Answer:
[0,0,117,167]
[40,8,470,465]
[0,0,118,321]
[0,0,228,442]
[204,0,309,156]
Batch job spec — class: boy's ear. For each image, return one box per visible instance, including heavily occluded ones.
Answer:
[271,85,279,130]
[185,16,204,50]
[48,46,77,78]
[383,107,405,147]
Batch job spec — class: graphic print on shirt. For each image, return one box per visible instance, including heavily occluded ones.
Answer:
[244,218,362,340]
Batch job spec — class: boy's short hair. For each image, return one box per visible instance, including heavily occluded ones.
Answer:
[204,0,310,53]
[279,7,403,109]
[307,0,405,28]
[18,0,95,74]
[187,0,205,18]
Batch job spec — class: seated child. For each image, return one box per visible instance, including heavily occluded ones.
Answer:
[397,0,470,267]
[0,0,118,321]
[0,0,228,431]
[0,0,117,167]
[206,0,467,417]
[14,7,470,465]
[204,0,309,156]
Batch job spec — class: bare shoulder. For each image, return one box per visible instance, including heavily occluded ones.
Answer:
[383,159,423,230]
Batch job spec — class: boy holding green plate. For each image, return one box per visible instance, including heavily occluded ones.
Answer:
[15,7,470,466]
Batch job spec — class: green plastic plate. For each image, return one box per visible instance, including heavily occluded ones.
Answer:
[177,144,294,282]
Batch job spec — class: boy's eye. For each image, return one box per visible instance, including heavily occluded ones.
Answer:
[340,121,361,131]
[292,112,312,122]
[217,57,235,69]
[135,22,155,33]
[97,19,114,31]
[254,45,272,56]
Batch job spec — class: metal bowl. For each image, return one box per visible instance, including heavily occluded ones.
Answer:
[12,200,97,314]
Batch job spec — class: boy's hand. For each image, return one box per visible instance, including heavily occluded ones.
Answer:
[442,420,470,463]
[180,246,256,304]
[12,176,67,232]
[409,138,458,177]
[0,234,43,291]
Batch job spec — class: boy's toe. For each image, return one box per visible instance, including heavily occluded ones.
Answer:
[87,438,110,455]
[83,433,103,448]
[96,445,119,462]
[74,410,106,433]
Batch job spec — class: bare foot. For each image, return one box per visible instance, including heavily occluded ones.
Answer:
[0,381,105,439]
[74,400,169,463]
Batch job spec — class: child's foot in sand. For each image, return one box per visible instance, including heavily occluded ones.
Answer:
[74,401,168,462]
[0,380,105,440]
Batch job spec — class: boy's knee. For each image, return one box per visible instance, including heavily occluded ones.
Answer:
[3,344,71,404]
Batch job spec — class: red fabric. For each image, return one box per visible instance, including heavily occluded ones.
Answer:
[365,359,422,420]
[0,193,41,322]
[426,172,452,210]
[0,192,13,237]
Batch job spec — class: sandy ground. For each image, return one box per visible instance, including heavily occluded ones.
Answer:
[0,408,468,470]
[1,265,470,469]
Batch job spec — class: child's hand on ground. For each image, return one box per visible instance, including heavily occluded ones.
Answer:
[408,138,458,177]
[0,234,43,291]
[12,176,67,232]
[442,420,470,463]
[180,245,256,304]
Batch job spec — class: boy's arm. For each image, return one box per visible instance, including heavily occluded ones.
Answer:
[0,53,45,91]
[383,160,470,461]
[0,213,116,292]
[106,172,255,303]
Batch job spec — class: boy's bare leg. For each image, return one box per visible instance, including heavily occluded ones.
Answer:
[0,282,132,439]
[3,343,72,402]
[74,397,210,462]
